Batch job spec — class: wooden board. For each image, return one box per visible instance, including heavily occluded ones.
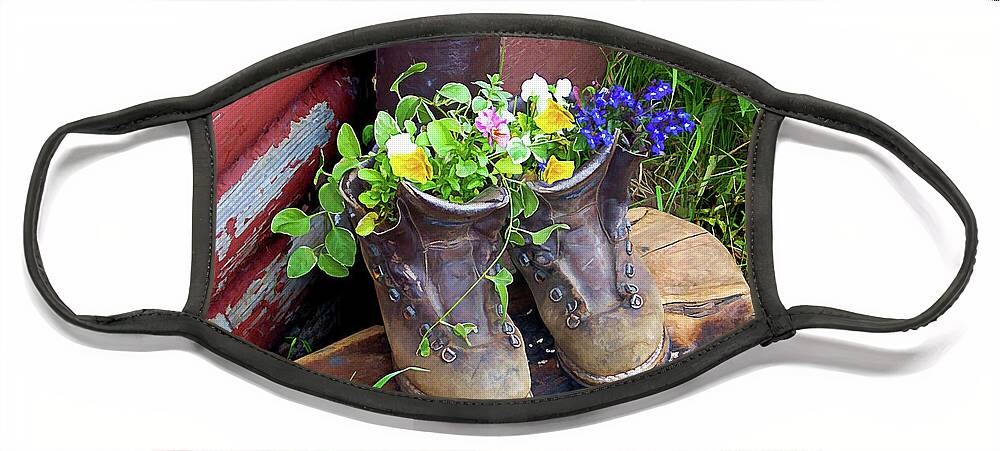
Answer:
[296,207,755,394]
[205,57,373,349]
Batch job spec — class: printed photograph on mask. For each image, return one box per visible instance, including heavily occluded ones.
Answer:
[205,37,757,399]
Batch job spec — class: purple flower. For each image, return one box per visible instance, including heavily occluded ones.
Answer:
[575,81,694,157]
[642,80,673,102]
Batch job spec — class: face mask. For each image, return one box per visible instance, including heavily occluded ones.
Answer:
[25,14,978,423]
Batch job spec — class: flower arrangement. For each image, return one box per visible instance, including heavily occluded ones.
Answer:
[270,61,696,357]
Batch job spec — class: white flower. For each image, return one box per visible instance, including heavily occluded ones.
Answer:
[520,73,549,102]
[385,133,417,157]
[535,94,550,113]
[499,108,515,122]
[555,78,572,98]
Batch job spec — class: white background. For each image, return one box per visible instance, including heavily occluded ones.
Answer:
[1,1,997,449]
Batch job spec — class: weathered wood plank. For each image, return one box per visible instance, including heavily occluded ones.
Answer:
[213,65,326,174]
[206,215,329,349]
[296,208,754,394]
[206,57,372,348]
[294,326,396,390]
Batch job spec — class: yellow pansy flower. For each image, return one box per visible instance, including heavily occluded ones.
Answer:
[542,156,574,184]
[386,134,433,183]
[535,100,575,134]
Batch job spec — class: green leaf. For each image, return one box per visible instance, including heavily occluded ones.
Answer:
[737,96,755,117]
[355,212,378,236]
[427,118,460,153]
[372,366,429,389]
[361,124,374,146]
[287,246,317,278]
[699,96,722,138]
[489,267,513,286]
[395,95,420,124]
[417,336,431,357]
[471,96,489,113]
[509,230,525,246]
[403,119,416,136]
[270,208,312,237]
[438,82,471,104]
[521,185,538,217]
[414,132,430,147]
[358,191,380,208]
[325,227,357,267]
[313,148,327,186]
[509,185,524,218]
[316,253,349,278]
[318,183,344,214]
[358,168,382,182]
[416,102,434,123]
[494,156,522,175]
[451,322,478,346]
[506,140,530,164]
[389,62,427,94]
[529,223,570,245]
[374,111,400,149]
[486,268,514,318]
[331,158,360,181]
[336,123,361,159]
[455,160,478,178]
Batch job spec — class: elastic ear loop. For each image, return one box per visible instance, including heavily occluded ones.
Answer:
[24,113,208,335]
[777,96,978,334]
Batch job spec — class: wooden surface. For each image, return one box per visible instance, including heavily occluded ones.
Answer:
[296,207,755,394]
[205,56,372,349]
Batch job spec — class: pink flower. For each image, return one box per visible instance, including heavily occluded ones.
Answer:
[474,108,511,149]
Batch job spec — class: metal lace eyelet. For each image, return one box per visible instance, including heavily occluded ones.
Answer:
[623,283,639,294]
[430,337,446,351]
[533,251,553,266]
[629,294,644,309]
[402,304,416,319]
[388,287,401,302]
[509,334,522,348]
[549,287,564,302]
[502,321,515,335]
[518,252,531,267]
[369,244,380,257]
[533,269,547,283]
[624,262,635,278]
[625,240,633,256]
[565,298,579,314]
[441,347,457,363]
[419,323,431,335]
[566,313,582,329]
[495,303,505,317]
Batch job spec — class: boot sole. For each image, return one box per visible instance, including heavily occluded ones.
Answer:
[395,373,534,399]
[556,324,669,386]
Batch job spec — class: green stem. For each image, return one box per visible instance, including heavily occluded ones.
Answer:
[421,179,516,342]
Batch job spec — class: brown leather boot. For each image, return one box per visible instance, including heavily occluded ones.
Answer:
[512,140,668,385]
[340,164,532,399]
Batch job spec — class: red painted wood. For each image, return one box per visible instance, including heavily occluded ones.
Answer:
[214,65,326,174]
[206,56,374,348]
